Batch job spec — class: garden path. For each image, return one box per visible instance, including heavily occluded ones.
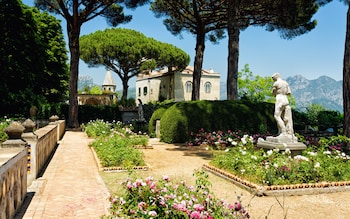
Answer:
[143,138,350,219]
[15,131,110,218]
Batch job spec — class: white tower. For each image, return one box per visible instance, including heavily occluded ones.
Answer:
[102,70,116,93]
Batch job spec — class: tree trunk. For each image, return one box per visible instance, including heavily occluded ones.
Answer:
[67,16,81,128]
[226,0,240,100]
[122,78,129,100]
[343,6,350,137]
[192,31,205,100]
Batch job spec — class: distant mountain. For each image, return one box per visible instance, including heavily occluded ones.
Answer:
[221,75,343,112]
[286,75,343,112]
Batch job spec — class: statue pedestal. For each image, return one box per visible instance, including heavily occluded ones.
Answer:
[257,134,306,156]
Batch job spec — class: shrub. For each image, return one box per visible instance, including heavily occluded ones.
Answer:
[82,119,113,138]
[105,170,250,218]
[0,117,11,143]
[209,134,350,185]
[158,100,276,143]
[91,134,146,167]
[84,119,148,167]
[160,104,188,143]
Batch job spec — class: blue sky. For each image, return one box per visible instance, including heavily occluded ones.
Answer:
[23,1,347,89]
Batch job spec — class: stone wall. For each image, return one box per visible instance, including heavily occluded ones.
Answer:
[26,120,65,182]
[0,148,28,219]
[0,119,65,218]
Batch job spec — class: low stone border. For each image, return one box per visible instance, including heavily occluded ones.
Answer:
[203,163,350,196]
[103,166,148,172]
[90,147,148,172]
[134,145,153,149]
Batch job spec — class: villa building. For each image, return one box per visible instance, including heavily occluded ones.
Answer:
[136,66,220,103]
[78,70,117,105]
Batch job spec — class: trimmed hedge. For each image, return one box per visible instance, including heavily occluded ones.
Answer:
[158,100,277,143]
[148,107,168,135]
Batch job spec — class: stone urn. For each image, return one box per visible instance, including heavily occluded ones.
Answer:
[4,121,25,139]
[22,119,36,133]
[49,115,59,123]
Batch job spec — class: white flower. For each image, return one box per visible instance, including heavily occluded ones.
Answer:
[241,150,247,155]
[294,155,308,161]
[285,148,291,154]
[273,163,279,168]
[282,143,287,148]
[240,169,246,174]
[231,141,238,146]
[307,151,317,156]
[227,137,233,142]
[323,151,332,155]
[273,148,280,153]
[224,148,230,152]
[251,155,257,160]
[267,150,273,156]
[314,162,320,168]
[241,138,247,145]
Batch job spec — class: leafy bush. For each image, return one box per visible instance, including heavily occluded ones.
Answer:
[105,170,250,218]
[159,100,276,143]
[85,119,147,167]
[187,128,269,149]
[0,117,11,143]
[82,119,113,138]
[160,104,188,143]
[90,134,146,167]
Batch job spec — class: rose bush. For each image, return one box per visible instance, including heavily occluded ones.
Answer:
[105,171,250,219]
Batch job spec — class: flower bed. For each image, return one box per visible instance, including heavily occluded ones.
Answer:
[188,129,350,196]
[104,171,250,219]
[84,120,149,170]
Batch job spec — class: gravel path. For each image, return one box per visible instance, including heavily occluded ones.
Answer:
[142,138,350,219]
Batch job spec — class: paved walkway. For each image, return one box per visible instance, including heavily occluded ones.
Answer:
[16,131,110,219]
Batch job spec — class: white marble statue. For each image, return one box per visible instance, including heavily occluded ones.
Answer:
[271,72,294,136]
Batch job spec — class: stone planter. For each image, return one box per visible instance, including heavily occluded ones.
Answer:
[5,122,25,139]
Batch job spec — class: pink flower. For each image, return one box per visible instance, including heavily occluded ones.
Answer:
[234,202,241,211]
[126,181,133,189]
[163,175,170,182]
[138,201,147,210]
[193,204,204,212]
[148,210,157,217]
[119,197,125,205]
[146,176,154,184]
[149,181,156,189]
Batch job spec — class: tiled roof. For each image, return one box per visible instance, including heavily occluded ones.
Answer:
[103,70,116,86]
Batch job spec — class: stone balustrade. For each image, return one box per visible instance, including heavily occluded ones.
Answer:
[0,148,28,219]
[0,119,65,219]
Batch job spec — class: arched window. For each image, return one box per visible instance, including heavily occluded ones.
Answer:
[185,81,192,93]
[205,82,211,93]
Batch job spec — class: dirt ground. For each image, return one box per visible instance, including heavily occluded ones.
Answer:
[138,138,350,219]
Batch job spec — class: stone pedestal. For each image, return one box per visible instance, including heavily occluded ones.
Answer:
[257,134,306,156]
[2,121,27,148]
[49,115,59,124]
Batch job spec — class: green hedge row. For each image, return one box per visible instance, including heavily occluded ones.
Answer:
[12,104,122,124]
[152,100,277,143]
